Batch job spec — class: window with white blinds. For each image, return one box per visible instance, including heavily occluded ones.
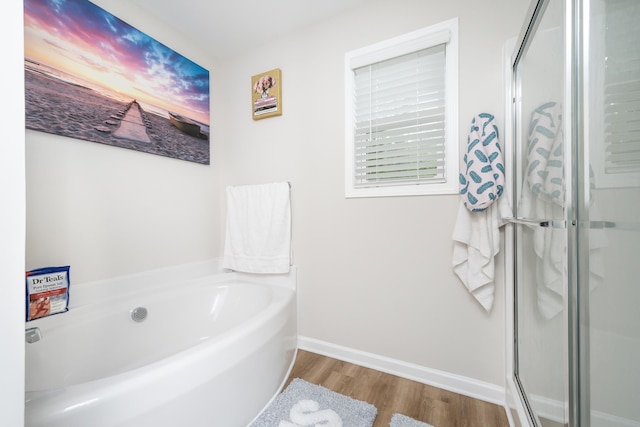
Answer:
[591,0,640,188]
[345,19,458,197]
[603,0,640,176]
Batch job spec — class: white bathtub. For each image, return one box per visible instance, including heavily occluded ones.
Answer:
[24,261,297,427]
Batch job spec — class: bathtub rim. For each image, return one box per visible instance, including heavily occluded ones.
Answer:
[63,259,296,310]
[24,259,296,323]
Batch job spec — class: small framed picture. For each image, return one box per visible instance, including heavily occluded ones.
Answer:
[252,68,282,120]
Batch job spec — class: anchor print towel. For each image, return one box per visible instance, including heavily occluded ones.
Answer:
[459,113,505,212]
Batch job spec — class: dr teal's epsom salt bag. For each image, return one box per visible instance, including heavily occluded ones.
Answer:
[26,266,71,321]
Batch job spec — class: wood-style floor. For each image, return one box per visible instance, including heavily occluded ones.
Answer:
[285,350,510,427]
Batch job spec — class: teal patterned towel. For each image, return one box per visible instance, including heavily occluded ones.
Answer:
[526,101,564,205]
[459,113,505,211]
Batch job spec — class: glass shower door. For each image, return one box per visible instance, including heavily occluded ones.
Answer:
[513,0,640,426]
[583,0,640,425]
[512,1,568,425]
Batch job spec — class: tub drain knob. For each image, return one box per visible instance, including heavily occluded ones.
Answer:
[131,306,148,322]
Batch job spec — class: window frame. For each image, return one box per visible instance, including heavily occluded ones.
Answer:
[344,18,459,198]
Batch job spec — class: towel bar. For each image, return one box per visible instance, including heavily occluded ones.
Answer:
[229,181,291,188]
[589,220,639,231]
[505,218,638,231]
[504,217,566,228]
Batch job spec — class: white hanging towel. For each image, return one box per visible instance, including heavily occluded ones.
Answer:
[223,182,291,274]
[452,114,511,311]
[452,197,511,311]
[519,102,607,319]
[519,102,565,317]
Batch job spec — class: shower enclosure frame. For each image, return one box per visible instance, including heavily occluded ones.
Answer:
[505,0,590,425]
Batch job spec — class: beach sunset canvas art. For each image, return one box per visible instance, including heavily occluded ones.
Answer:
[24,0,210,164]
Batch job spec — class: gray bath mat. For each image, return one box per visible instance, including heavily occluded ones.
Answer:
[390,413,434,427]
[250,378,377,426]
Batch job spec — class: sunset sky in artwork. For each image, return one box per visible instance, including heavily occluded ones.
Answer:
[23,0,210,124]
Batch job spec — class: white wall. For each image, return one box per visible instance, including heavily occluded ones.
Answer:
[217,0,529,386]
[1,1,25,424]
[25,0,222,284]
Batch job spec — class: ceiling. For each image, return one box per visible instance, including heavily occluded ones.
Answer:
[129,0,371,59]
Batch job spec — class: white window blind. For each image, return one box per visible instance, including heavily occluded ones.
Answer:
[603,0,640,175]
[353,45,446,187]
[344,19,458,198]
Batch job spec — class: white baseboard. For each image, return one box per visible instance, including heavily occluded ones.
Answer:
[297,336,506,406]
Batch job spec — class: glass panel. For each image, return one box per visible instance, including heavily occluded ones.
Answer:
[513,1,568,425]
[584,0,640,425]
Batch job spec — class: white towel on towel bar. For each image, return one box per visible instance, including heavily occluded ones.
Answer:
[223,182,291,274]
[452,196,511,311]
[452,114,510,311]
[519,102,607,318]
